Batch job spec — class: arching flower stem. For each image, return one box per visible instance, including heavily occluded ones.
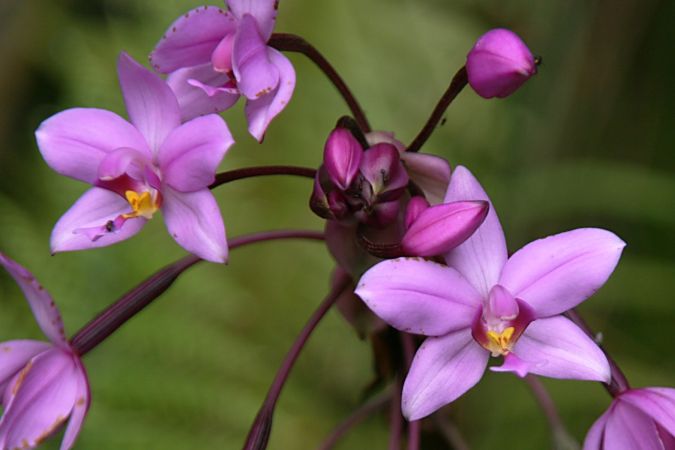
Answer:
[70,229,324,356]
[406,66,468,153]
[269,33,371,132]
[210,165,316,189]
[402,332,421,450]
[525,375,580,449]
[243,271,352,450]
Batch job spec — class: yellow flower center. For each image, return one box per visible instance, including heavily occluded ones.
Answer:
[485,326,515,357]
[122,190,160,220]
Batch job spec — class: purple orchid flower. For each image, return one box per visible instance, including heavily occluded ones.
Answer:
[150,0,295,142]
[36,53,233,263]
[584,387,675,449]
[0,253,89,450]
[355,166,625,420]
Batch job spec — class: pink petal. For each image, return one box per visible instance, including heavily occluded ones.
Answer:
[621,388,675,437]
[355,258,483,336]
[583,406,611,450]
[0,349,79,450]
[499,228,626,318]
[323,128,364,190]
[161,187,228,263]
[96,147,151,182]
[51,187,146,254]
[167,63,240,121]
[401,200,489,257]
[118,52,181,154]
[0,254,67,347]
[35,108,149,184]
[402,329,488,420]
[244,48,295,141]
[604,402,664,450]
[59,359,90,450]
[158,114,234,192]
[399,152,451,204]
[443,166,507,298]
[228,0,278,41]
[232,14,279,101]
[499,316,610,382]
[0,341,51,396]
[150,6,236,73]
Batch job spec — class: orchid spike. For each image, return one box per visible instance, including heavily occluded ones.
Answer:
[584,387,675,449]
[36,52,232,263]
[466,28,537,99]
[150,1,296,141]
[355,166,625,420]
[0,253,90,450]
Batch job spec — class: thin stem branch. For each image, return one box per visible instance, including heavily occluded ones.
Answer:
[433,415,470,450]
[406,66,468,153]
[317,389,391,450]
[525,375,579,450]
[70,229,324,356]
[243,272,352,450]
[564,309,630,396]
[401,333,420,450]
[270,33,371,132]
[210,165,316,189]
[388,380,403,450]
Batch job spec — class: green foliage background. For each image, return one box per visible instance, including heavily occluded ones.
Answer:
[0,0,673,448]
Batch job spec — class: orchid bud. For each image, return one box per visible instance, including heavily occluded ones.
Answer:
[360,143,409,202]
[466,28,537,99]
[324,128,364,190]
[309,171,331,219]
[404,196,430,230]
[400,200,489,257]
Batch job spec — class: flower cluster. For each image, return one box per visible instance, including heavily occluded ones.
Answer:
[0,2,672,449]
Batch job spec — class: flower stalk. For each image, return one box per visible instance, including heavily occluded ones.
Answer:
[525,375,580,450]
[270,33,371,132]
[210,165,316,189]
[406,66,467,153]
[243,270,351,450]
[70,230,324,356]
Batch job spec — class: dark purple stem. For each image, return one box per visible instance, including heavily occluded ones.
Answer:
[317,389,391,450]
[565,309,630,396]
[70,230,324,356]
[406,66,468,153]
[401,333,420,450]
[269,33,371,133]
[388,379,403,450]
[210,166,316,189]
[242,271,351,450]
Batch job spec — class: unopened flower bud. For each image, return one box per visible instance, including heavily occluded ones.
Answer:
[401,200,489,257]
[360,143,408,201]
[324,128,363,190]
[404,196,430,230]
[466,28,537,99]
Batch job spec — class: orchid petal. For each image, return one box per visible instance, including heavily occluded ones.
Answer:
[0,341,50,396]
[401,200,489,257]
[323,128,364,190]
[59,360,90,450]
[232,14,279,101]
[158,114,234,192]
[244,48,295,141]
[0,349,79,450]
[161,187,228,263]
[35,108,149,184]
[622,388,675,437]
[118,52,181,153]
[402,329,488,420]
[150,6,236,73]
[399,152,452,204]
[443,166,507,297]
[51,187,146,253]
[97,147,151,182]
[228,0,278,41]
[502,316,610,382]
[360,144,408,196]
[167,64,240,121]
[604,402,664,450]
[499,228,626,318]
[0,255,67,347]
[583,406,611,450]
[356,258,483,336]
